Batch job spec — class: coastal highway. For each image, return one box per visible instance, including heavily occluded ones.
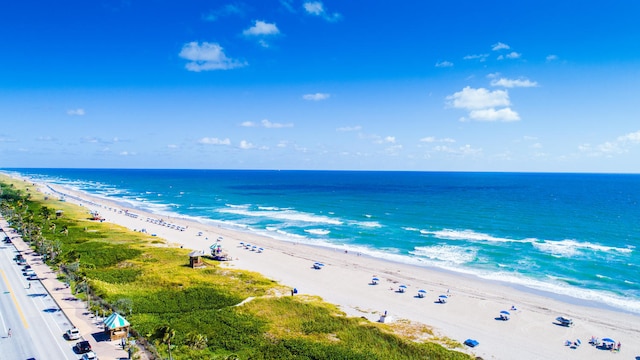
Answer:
[0,234,78,360]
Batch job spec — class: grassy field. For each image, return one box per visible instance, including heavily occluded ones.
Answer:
[0,175,471,360]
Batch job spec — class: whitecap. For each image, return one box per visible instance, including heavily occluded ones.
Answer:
[304,229,331,235]
[411,245,476,265]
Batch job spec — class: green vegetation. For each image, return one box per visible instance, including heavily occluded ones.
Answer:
[0,175,471,360]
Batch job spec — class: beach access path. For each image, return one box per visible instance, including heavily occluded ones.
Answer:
[27,180,640,360]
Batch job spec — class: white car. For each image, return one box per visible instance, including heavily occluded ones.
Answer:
[81,351,98,360]
[64,327,80,340]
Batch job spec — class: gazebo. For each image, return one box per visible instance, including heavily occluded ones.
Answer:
[103,312,130,341]
[188,250,206,268]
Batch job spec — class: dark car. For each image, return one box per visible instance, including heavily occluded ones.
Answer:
[74,340,92,353]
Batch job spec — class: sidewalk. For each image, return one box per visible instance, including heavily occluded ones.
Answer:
[2,217,134,360]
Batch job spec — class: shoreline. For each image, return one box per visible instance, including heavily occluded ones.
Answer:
[46,180,639,316]
[9,174,640,359]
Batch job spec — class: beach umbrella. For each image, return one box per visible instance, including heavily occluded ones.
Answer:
[258,247,264,252]
[500,310,510,315]
[372,277,380,281]
[602,338,615,343]
[418,289,426,294]
[439,295,448,298]
[399,285,407,288]
[217,236,223,241]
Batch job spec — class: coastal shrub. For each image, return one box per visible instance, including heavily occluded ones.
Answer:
[75,242,142,267]
[133,287,243,314]
[85,268,141,284]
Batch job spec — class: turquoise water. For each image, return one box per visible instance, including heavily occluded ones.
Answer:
[6,169,640,313]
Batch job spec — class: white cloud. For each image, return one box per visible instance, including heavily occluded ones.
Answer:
[167,144,178,149]
[281,0,296,13]
[492,42,510,51]
[242,119,292,128]
[580,130,640,156]
[467,108,520,122]
[261,119,293,128]
[420,136,455,143]
[618,130,640,143]
[463,54,488,62]
[239,140,255,149]
[546,54,558,62]
[119,151,136,156]
[435,60,454,68]
[490,78,538,88]
[447,86,521,122]
[447,86,511,110]
[498,52,522,60]
[384,136,396,143]
[243,20,280,36]
[179,42,246,71]
[202,4,243,22]
[199,137,231,145]
[303,1,341,22]
[431,144,482,156]
[303,93,330,101]
[336,125,362,132]
[67,108,85,116]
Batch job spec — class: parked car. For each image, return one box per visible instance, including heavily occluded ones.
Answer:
[64,327,80,340]
[23,269,36,277]
[74,340,92,353]
[27,274,38,281]
[81,351,98,360]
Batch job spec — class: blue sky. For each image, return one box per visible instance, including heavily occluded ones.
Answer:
[1,1,639,172]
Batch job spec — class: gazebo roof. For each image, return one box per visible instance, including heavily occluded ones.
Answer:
[188,250,205,257]
[104,312,130,330]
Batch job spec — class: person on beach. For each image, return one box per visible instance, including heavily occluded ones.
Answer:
[7,328,11,338]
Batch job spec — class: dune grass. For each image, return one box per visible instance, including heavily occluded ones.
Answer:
[0,175,471,360]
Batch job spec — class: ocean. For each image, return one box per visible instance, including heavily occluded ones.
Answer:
[4,168,639,314]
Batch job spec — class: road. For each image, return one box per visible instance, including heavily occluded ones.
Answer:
[0,229,79,360]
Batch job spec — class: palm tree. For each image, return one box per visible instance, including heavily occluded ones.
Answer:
[185,332,208,350]
[40,206,52,222]
[159,325,176,360]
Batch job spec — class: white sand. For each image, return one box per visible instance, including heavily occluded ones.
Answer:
[31,181,640,359]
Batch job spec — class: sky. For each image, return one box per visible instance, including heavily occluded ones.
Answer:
[1,1,640,172]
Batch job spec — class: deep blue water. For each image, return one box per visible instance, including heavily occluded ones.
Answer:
[5,169,640,313]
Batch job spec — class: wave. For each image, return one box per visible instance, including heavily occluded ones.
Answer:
[350,220,382,228]
[304,229,331,235]
[218,207,344,225]
[532,239,633,257]
[411,245,477,265]
[421,229,520,243]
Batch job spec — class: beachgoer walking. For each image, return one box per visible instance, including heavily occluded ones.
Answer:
[617,342,621,351]
[7,328,11,338]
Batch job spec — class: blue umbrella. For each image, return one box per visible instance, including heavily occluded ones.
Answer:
[418,289,427,293]
[439,295,448,298]
[602,338,615,343]
[500,310,510,315]
[372,277,380,281]
[399,285,407,289]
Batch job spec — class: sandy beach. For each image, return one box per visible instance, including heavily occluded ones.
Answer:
[30,180,640,359]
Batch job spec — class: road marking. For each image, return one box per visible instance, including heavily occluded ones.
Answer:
[0,269,29,329]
